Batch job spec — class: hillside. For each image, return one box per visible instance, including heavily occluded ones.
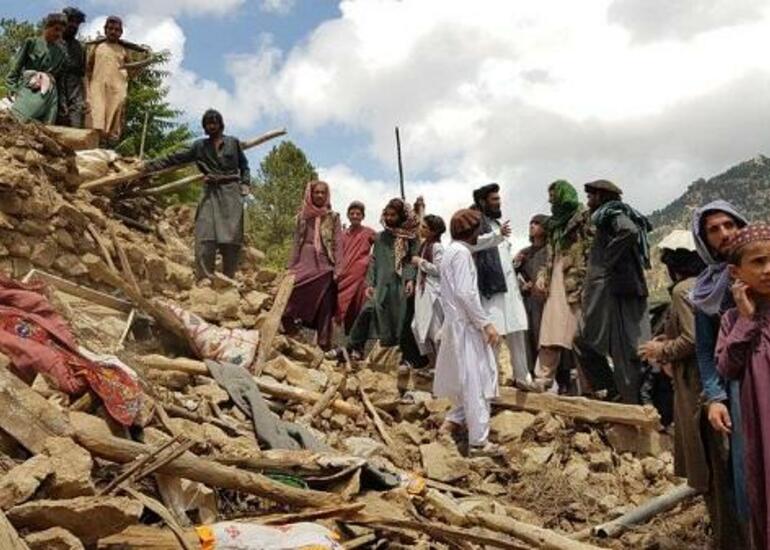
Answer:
[648,155,770,238]
[646,155,770,299]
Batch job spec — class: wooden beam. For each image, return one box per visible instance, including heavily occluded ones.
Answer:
[139,354,363,418]
[494,387,661,430]
[22,269,132,313]
[81,128,287,193]
[470,512,603,550]
[98,525,198,549]
[71,412,337,508]
[254,273,295,375]
[0,360,73,453]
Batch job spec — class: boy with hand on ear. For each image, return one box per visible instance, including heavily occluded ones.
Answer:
[717,223,770,550]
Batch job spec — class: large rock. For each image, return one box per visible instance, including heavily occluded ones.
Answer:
[41,438,94,498]
[189,286,240,321]
[489,411,536,443]
[419,441,469,482]
[242,290,270,314]
[24,527,84,550]
[7,496,142,545]
[0,455,54,510]
[520,445,555,474]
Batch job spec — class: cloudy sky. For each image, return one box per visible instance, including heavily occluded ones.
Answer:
[6,0,770,244]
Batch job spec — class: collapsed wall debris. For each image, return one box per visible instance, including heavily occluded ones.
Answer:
[0,114,708,549]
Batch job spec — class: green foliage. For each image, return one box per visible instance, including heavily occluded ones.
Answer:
[246,141,318,267]
[0,18,37,97]
[115,50,193,159]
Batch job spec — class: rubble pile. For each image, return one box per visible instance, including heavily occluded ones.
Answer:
[0,116,709,549]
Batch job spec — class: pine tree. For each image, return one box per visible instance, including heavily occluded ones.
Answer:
[246,141,318,267]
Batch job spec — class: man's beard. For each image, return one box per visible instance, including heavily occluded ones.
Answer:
[484,205,502,219]
[63,29,76,40]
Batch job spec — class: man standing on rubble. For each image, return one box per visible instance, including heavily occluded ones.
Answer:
[58,7,87,128]
[434,208,502,457]
[86,16,150,144]
[690,200,750,548]
[141,109,251,280]
[471,184,534,390]
[576,180,651,404]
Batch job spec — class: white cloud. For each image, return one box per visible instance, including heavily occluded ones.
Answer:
[97,0,770,242]
[87,0,247,17]
[260,0,296,15]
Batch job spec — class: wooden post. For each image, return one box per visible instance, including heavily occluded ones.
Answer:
[71,412,338,508]
[395,126,405,200]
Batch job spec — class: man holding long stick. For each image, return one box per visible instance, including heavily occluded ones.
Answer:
[141,109,251,280]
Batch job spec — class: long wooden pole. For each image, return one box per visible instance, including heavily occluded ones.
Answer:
[395,126,405,200]
[80,127,287,193]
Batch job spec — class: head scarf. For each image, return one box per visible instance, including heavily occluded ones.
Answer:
[382,198,418,276]
[450,209,482,240]
[299,180,330,258]
[729,223,770,262]
[690,200,748,315]
[546,180,580,250]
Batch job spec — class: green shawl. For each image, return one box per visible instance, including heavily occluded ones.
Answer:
[547,180,580,250]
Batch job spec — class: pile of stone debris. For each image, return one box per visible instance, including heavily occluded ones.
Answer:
[0,114,708,550]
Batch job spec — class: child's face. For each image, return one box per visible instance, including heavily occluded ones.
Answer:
[732,240,770,296]
[347,208,363,227]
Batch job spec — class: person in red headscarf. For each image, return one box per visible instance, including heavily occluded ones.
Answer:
[282,181,343,351]
[336,201,376,335]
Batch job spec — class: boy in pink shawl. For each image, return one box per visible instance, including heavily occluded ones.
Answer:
[717,222,770,550]
[336,201,376,334]
[282,181,343,351]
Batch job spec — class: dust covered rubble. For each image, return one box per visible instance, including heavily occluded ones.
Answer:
[0,114,709,549]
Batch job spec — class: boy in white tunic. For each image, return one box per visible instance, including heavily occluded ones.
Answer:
[434,209,502,456]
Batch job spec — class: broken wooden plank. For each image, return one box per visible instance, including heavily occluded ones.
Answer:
[123,488,195,550]
[359,384,395,448]
[71,412,338,508]
[0,510,29,550]
[255,273,295,375]
[470,512,603,550]
[22,269,132,313]
[97,525,198,550]
[352,515,528,550]
[494,387,661,430]
[0,359,73,453]
[139,354,363,418]
[258,502,366,525]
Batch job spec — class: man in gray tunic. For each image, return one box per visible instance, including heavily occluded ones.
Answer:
[58,7,87,127]
[576,180,652,404]
[142,109,251,280]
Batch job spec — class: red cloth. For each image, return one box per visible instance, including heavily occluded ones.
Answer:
[336,225,375,331]
[0,275,141,426]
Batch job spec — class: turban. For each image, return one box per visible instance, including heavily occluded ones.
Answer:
[730,223,770,262]
[450,208,482,240]
[63,7,86,23]
[472,183,500,206]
